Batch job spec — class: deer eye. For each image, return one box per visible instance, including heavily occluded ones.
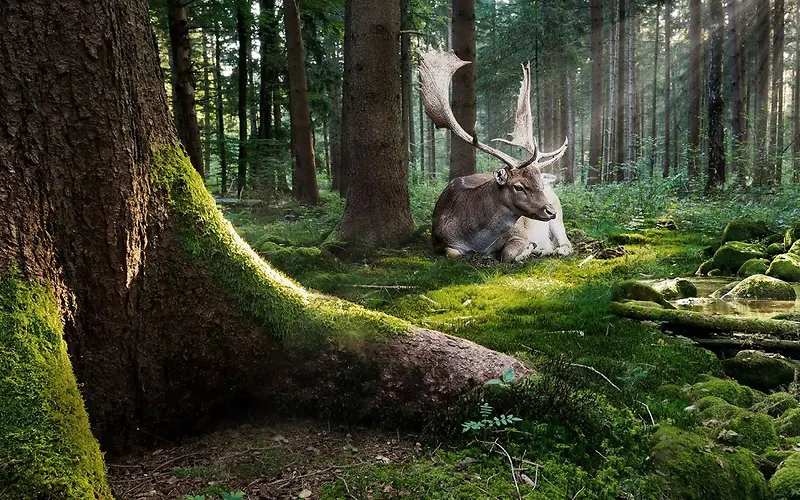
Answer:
[513,184,524,193]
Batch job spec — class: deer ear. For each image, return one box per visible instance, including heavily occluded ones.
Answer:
[494,169,509,186]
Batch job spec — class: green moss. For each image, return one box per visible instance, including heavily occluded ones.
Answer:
[791,241,800,256]
[769,452,800,499]
[653,278,698,300]
[0,272,111,499]
[697,258,715,276]
[723,274,797,301]
[149,145,408,347]
[696,395,729,411]
[769,242,787,256]
[767,253,800,283]
[777,408,800,437]
[738,258,770,277]
[713,241,768,273]
[647,426,767,499]
[752,392,799,418]
[722,220,770,243]
[689,376,757,408]
[607,233,651,245]
[722,350,795,392]
[611,280,673,307]
[786,222,800,249]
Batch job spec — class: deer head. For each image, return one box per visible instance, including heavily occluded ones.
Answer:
[419,50,567,222]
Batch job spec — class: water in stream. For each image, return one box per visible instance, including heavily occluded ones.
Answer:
[670,277,800,320]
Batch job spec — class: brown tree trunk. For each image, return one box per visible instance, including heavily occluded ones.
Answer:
[614,0,627,182]
[688,0,702,180]
[663,0,672,178]
[202,31,213,178]
[755,0,771,184]
[589,0,603,185]
[0,0,526,483]
[649,3,660,178]
[401,0,413,178]
[167,0,204,178]
[258,0,275,141]
[727,0,744,180]
[449,0,477,180]
[606,0,617,181]
[338,0,413,245]
[237,2,249,197]
[794,0,800,183]
[215,31,229,196]
[707,0,726,191]
[330,85,343,192]
[284,0,320,205]
[771,0,785,184]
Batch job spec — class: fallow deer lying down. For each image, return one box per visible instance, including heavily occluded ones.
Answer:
[419,50,570,262]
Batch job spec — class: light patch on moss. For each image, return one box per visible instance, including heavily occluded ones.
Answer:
[149,145,408,346]
[0,271,111,499]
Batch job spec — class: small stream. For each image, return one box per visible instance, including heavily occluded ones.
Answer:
[669,277,800,320]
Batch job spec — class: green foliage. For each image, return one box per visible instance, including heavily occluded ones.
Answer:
[220,491,245,500]
[461,401,523,433]
[0,271,110,499]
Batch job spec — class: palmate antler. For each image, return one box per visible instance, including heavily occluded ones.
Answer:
[418,49,568,171]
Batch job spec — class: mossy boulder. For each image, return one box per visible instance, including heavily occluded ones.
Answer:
[0,273,111,498]
[713,242,769,274]
[790,241,800,256]
[722,275,797,301]
[697,258,715,276]
[767,253,800,283]
[777,408,800,437]
[658,383,689,400]
[751,392,799,418]
[698,401,778,453]
[711,281,740,298]
[652,278,698,300]
[648,426,767,499]
[611,280,675,308]
[738,259,771,278]
[709,268,730,277]
[722,220,770,243]
[769,242,788,256]
[769,451,800,499]
[696,395,730,411]
[786,222,800,249]
[721,350,795,392]
[689,376,758,408]
[774,313,800,322]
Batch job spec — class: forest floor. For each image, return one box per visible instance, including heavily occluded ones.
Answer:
[108,181,800,499]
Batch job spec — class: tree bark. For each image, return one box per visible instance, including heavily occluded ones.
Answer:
[330,85,343,192]
[663,0,672,178]
[614,0,627,182]
[449,0,477,180]
[727,0,744,180]
[284,0,320,205]
[794,0,800,183]
[588,0,604,185]
[688,0,702,180]
[202,30,213,178]
[167,0,204,178]
[401,0,413,178]
[707,0,726,191]
[237,2,249,197]
[338,0,413,245]
[258,0,275,142]
[755,0,771,184]
[770,0,785,184]
[649,3,660,179]
[0,0,526,483]
[215,30,229,196]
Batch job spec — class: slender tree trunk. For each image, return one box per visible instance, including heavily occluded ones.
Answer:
[663,0,672,178]
[794,0,800,183]
[607,0,617,181]
[707,0,726,191]
[338,0,413,244]
[284,0,320,205]
[755,0,771,184]
[626,2,635,178]
[650,3,660,178]
[215,31,228,197]
[567,72,575,183]
[688,0,701,180]
[330,85,343,192]
[727,0,744,180]
[588,0,604,185]
[202,31,213,178]
[449,0,477,179]
[615,0,627,182]
[419,62,426,178]
[237,3,249,197]
[771,0,785,184]
[258,0,275,141]
[167,0,204,177]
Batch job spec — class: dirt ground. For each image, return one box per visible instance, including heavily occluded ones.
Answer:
[107,418,420,500]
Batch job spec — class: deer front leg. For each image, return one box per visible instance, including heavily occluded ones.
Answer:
[501,238,534,263]
[549,220,573,256]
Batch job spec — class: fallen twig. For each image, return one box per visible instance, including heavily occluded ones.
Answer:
[570,363,622,392]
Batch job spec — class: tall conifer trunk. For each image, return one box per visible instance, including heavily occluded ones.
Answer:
[449,0,477,179]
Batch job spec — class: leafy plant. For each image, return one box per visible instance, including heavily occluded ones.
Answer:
[183,495,205,500]
[461,401,523,433]
[483,366,516,387]
[221,492,246,500]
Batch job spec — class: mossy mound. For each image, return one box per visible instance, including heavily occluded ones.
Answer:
[769,451,800,499]
[696,395,729,411]
[711,281,740,298]
[769,242,787,256]
[648,426,767,499]
[653,278,698,300]
[722,220,770,244]
[722,350,795,392]
[607,232,650,245]
[0,272,111,499]
[698,401,778,453]
[658,383,689,400]
[697,258,715,276]
[767,253,800,283]
[611,280,674,308]
[689,376,758,408]
[709,268,731,277]
[723,275,797,301]
[786,222,800,249]
[774,314,800,322]
[790,241,800,256]
[777,408,800,437]
[738,259,771,278]
[751,392,799,418]
[262,246,340,275]
[713,242,768,274]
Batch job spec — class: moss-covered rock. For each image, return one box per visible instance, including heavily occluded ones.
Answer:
[697,258,715,276]
[652,278,698,300]
[774,313,800,322]
[769,242,787,256]
[722,275,797,301]
[648,426,767,499]
[738,259,771,277]
[658,383,689,400]
[696,395,730,411]
[790,240,800,256]
[777,408,800,437]
[689,376,758,408]
[713,242,769,274]
[752,392,799,418]
[698,401,778,453]
[607,232,650,245]
[709,268,730,277]
[769,451,800,499]
[0,272,111,499]
[722,350,795,392]
[710,281,740,298]
[786,222,800,249]
[767,253,800,283]
[722,220,770,243]
[611,280,675,308]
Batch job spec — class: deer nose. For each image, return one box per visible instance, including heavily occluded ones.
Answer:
[544,205,557,220]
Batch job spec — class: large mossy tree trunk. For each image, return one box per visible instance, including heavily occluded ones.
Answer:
[0,0,523,495]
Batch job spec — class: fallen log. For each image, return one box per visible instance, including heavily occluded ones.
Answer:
[609,301,800,338]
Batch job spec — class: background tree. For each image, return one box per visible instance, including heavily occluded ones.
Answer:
[449,0,477,180]
[688,0,701,180]
[707,0,726,191]
[589,0,604,185]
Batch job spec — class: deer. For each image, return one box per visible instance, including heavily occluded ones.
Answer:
[419,49,570,262]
